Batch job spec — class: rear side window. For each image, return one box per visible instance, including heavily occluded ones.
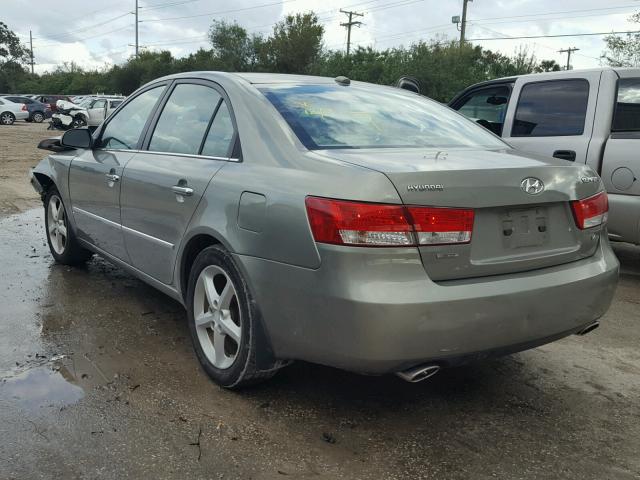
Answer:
[98,85,164,150]
[149,83,222,155]
[512,79,589,137]
[612,78,640,131]
[201,101,235,157]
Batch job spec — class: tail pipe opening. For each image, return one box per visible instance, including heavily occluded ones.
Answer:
[396,364,440,383]
[576,321,600,336]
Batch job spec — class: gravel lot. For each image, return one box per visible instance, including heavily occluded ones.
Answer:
[0,122,52,215]
[0,124,639,479]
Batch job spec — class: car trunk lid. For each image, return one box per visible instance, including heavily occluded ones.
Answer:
[315,147,605,280]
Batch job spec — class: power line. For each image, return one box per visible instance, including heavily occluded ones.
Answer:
[470,3,639,23]
[40,12,131,40]
[140,0,299,23]
[467,30,640,41]
[469,24,602,61]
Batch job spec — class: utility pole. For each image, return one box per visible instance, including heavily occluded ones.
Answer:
[340,9,364,56]
[29,30,34,74]
[134,0,139,57]
[559,47,579,70]
[460,0,473,46]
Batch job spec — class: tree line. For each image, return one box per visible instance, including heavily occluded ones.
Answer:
[8,11,637,102]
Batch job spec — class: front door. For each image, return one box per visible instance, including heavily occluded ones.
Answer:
[87,99,107,126]
[120,80,238,284]
[69,84,168,261]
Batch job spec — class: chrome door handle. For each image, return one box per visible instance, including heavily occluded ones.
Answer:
[171,186,193,196]
[105,173,120,182]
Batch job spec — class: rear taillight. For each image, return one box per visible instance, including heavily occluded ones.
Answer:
[571,191,608,229]
[407,206,475,245]
[305,197,474,247]
[21,104,27,111]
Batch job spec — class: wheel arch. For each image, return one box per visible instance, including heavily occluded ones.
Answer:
[177,230,281,370]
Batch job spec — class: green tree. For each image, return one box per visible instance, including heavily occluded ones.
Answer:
[262,13,324,74]
[0,22,28,92]
[535,59,562,72]
[208,20,264,71]
[603,13,640,67]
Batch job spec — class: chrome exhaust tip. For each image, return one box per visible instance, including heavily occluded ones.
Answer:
[576,321,600,336]
[396,364,440,383]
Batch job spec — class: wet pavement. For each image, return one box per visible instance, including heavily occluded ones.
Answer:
[1,208,639,480]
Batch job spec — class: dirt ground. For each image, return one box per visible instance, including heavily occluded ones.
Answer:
[0,125,639,480]
[0,121,53,214]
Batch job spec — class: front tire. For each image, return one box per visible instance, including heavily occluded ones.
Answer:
[32,111,45,123]
[0,112,15,125]
[44,188,92,265]
[71,115,87,128]
[186,245,279,388]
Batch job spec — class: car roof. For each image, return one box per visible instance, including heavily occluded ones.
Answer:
[155,71,345,86]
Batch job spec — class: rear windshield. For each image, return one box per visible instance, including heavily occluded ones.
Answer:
[260,84,507,150]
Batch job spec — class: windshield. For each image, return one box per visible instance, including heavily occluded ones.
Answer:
[260,84,507,150]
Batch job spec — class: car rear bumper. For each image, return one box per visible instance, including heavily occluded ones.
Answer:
[15,111,29,120]
[235,231,619,374]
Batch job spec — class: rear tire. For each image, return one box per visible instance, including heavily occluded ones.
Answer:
[0,112,15,125]
[44,188,92,265]
[186,245,280,388]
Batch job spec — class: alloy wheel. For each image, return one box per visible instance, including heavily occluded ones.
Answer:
[47,194,68,255]
[33,112,44,123]
[193,265,242,370]
[1,113,14,125]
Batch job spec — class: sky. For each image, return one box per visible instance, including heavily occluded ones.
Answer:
[2,0,639,74]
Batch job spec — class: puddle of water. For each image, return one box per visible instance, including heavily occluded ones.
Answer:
[0,366,84,411]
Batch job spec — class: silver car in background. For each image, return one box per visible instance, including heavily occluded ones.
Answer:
[31,72,619,388]
[0,97,28,125]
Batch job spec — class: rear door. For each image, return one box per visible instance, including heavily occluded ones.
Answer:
[502,72,602,163]
[119,80,237,284]
[600,74,640,243]
[68,84,168,261]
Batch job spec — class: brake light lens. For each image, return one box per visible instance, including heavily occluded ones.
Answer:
[407,206,475,245]
[21,104,27,111]
[305,197,474,247]
[571,191,608,229]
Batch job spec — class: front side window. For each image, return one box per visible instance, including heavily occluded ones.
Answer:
[512,79,589,137]
[98,86,165,150]
[92,99,106,109]
[456,85,510,135]
[149,83,222,155]
[261,85,506,150]
[612,78,640,131]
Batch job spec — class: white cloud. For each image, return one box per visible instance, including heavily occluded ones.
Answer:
[1,0,638,72]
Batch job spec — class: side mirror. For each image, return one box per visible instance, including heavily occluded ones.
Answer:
[37,137,68,152]
[61,128,93,149]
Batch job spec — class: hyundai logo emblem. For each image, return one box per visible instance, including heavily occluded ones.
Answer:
[520,177,544,195]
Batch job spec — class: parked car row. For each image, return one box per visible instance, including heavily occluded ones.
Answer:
[31,71,618,389]
[50,96,125,130]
